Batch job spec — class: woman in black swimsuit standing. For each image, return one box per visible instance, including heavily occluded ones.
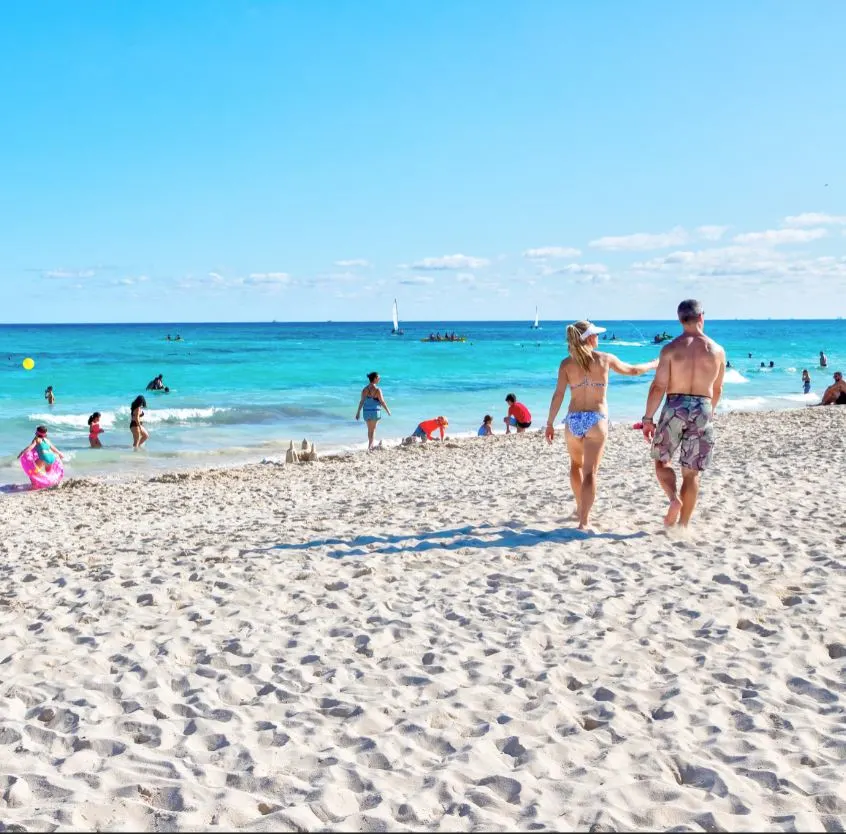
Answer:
[130,395,149,450]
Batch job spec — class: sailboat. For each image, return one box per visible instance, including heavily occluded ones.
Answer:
[390,298,404,335]
[530,306,540,330]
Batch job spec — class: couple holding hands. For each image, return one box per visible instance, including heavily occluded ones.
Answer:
[545,299,726,532]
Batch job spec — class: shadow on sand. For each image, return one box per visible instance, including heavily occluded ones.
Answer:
[272,522,648,559]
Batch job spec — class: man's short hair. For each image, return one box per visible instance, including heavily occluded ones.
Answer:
[677,299,703,323]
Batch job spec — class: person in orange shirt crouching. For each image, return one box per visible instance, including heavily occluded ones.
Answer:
[409,416,448,443]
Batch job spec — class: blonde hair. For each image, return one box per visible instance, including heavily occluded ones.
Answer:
[566,321,595,372]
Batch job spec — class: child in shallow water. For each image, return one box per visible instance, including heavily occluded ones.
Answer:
[478,414,494,436]
[88,412,105,448]
[802,369,811,394]
[17,425,64,472]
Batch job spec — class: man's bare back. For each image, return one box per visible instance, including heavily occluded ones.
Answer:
[661,333,725,402]
[642,299,726,529]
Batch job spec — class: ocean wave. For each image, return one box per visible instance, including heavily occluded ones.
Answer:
[28,412,118,429]
[25,403,334,431]
[718,392,818,413]
[723,369,749,384]
[28,407,232,428]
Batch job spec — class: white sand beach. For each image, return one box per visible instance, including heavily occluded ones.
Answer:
[2,407,846,832]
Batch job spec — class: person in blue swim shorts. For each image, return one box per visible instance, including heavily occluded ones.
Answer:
[545,320,657,532]
[355,371,392,451]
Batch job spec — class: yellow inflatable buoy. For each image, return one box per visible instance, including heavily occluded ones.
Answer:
[22,357,35,371]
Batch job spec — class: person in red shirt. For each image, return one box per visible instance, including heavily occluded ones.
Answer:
[504,393,532,433]
[412,416,448,442]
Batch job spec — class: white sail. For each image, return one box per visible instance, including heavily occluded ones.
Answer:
[392,299,400,332]
[531,306,539,329]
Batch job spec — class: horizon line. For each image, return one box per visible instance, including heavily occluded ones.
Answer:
[1,317,844,327]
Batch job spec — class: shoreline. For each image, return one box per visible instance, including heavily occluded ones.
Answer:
[2,402,839,492]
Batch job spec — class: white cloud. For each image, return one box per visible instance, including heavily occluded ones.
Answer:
[410,254,490,270]
[455,272,476,284]
[43,269,96,279]
[732,228,827,245]
[399,275,435,285]
[246,272,290,284]
[633,246,846,283]
[696,225,729,241]
[112,275,149,286]
[542,263,609,278]
[589,226,690,251]
[784,212,846,227]
[334,259,370,268]
[522,246,581,260]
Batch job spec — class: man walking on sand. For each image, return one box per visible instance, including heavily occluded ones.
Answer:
[642,299,726,527]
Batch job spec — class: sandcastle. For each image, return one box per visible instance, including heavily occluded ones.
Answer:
[285,439,319,463]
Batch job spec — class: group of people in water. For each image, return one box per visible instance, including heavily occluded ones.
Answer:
[424,331,464,342]
[24,375,165,475]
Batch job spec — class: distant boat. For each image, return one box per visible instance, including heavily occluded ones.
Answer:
[390,298,404,335]
[420,333,467,343]
[530,306,540,330]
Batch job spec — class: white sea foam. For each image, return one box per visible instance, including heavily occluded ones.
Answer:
[28,412,117,429]
[141,407,225,424]
[723,369,749,384]
[719,392,818,412]
[28,407,228,429]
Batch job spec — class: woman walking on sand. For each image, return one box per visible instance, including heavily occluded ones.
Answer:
[355,371,391,451]
[130,395,149,450]
[545,320,658,532]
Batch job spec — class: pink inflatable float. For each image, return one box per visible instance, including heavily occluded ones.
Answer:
[20,447,64,489]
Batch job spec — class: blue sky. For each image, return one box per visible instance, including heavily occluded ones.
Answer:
[1,1,844,323]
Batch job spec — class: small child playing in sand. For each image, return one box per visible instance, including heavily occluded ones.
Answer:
[88,412,105,448]
[478,415,494,436]
[408,416,448,443]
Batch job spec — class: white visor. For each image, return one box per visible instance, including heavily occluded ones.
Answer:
[580,323,606,341]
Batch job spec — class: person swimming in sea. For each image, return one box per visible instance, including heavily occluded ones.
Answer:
[44,386,55,405]
[146,374,165,391]
[355,371,391,451]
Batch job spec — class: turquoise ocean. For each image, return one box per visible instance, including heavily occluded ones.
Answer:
[1,319,843,486]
